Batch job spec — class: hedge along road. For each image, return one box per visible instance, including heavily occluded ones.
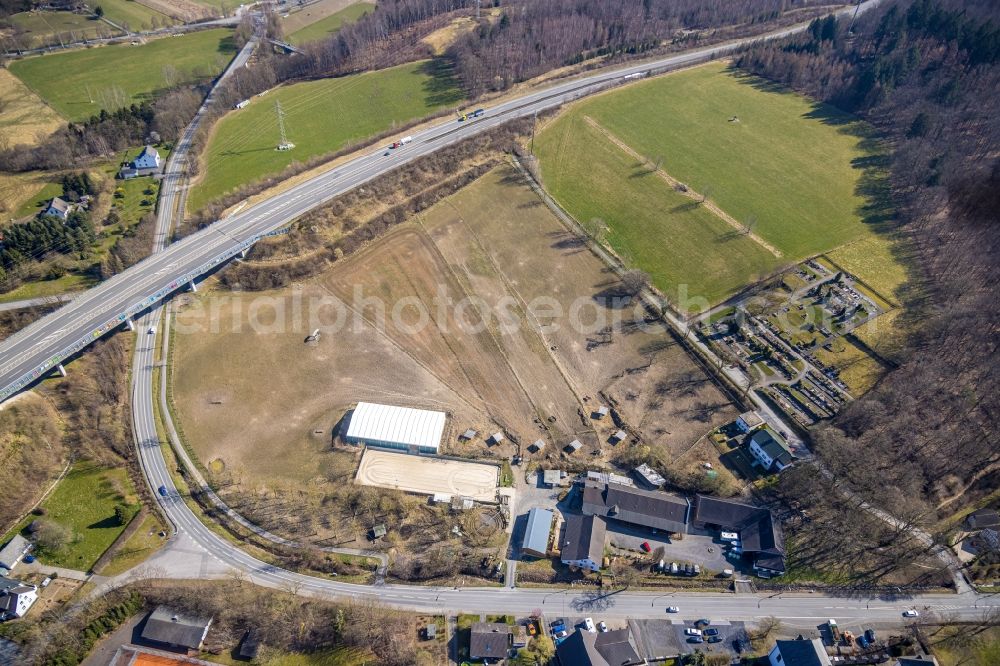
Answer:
[0,2,887,403]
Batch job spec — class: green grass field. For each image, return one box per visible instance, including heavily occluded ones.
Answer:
[188,59,463,211]
[6,461,140,571]
[97,0,174,31]
[286,2,373,45]
[536,62,880,306]
[9,11,108,47]
[536,111,779,306]
[9,29,236,122]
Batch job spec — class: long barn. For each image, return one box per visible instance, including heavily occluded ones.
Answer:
[344,402,446,455]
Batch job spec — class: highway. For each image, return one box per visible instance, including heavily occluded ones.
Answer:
[13,0,996,626]
[0,3,880,402]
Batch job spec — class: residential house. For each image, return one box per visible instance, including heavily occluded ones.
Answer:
[581,481,689,535]
[0,535,31,571]
[980,528,999,552]
[556,627,643,666]
[470,622,511,662]
[0,576,38,620]
[767,637,831,666]
[41,196,71,220]
[692,495,786,576]
[522,507,553,559]
[964,509,1000,531]
[748,429,794,472]
[120,145,163,179]
[560,514,606,571]
[109,645,217,666]
[134,145,161,170]
[140,606,213,654]
[736,411,765,433]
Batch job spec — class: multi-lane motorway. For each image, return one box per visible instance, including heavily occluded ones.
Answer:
[12,0,996,626]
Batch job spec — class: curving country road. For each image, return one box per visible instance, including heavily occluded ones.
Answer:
[12,0,996,626]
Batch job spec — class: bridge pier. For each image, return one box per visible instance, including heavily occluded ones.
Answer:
[125,319,135,331]
[240,248,248,258]
[188,280,197,292]
[56,364,66,377]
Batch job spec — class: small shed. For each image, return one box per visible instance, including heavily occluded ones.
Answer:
[238,628,261,660]
[460,429,478,441]
[530,439,546,452]
[431,493,452,504]
[592,405,609,420]
[609,429,628,444]
[542,469,564,488]
[424,623,437,640]
[565,439,583,454]
[371,524,387,539]
[489,432,505,445]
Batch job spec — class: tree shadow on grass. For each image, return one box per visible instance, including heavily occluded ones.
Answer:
[419,58,465,108]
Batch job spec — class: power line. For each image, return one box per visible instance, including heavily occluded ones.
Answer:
[275,99,294,151]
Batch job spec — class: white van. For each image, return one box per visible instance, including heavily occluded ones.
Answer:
[684,628,703,636]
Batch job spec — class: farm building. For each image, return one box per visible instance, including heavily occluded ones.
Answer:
[0,535,31,571]
[747,429,793,472]
[522,507,554,558]
[345,402,446,454]
[140,606,213,654]
[736,411,766,433]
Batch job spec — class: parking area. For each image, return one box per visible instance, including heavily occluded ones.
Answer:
[605,522,734,574]
[355,449,499,501]
[629,619,748,660]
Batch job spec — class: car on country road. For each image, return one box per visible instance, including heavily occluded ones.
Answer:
[148,325,155,334]
[903,610,919,617]
[158,485,168,496]
[666,606,679,613]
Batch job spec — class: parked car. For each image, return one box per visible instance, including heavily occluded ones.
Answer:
[555,629,568,638]
[684,628,702,636]
[23,555,35,564]
[666,607,679,613]
[708,636,722,643]
[687,636,704,643]
[864,629,877,643]
[584,618,596,633]
[597,621,608,632]
[857,635,869,648]
[640,541,651,553]
[695,619,711,627]
[903,610,919,617]
[704,628,719,636]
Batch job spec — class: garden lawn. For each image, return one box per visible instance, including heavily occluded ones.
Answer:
[8,461,140,571]
[286,2,373,45]
[188,59,463,211]
[9,28,236,122]
[536,110,779,306]
[537,62,883,306]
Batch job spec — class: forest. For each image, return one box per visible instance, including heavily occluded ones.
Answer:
[735,0,999,521]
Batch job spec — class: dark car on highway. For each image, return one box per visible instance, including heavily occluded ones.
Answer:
[158,485,167,496]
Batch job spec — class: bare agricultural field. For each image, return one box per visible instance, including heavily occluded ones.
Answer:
[356,449,498,502]
[172,163,735,501]
[0,69,62,148]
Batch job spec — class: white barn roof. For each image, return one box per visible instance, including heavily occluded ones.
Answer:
[346,402,446,451]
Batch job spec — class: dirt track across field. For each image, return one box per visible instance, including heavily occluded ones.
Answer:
[355,448,498,501]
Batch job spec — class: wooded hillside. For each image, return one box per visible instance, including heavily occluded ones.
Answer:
[735,0,999,521]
